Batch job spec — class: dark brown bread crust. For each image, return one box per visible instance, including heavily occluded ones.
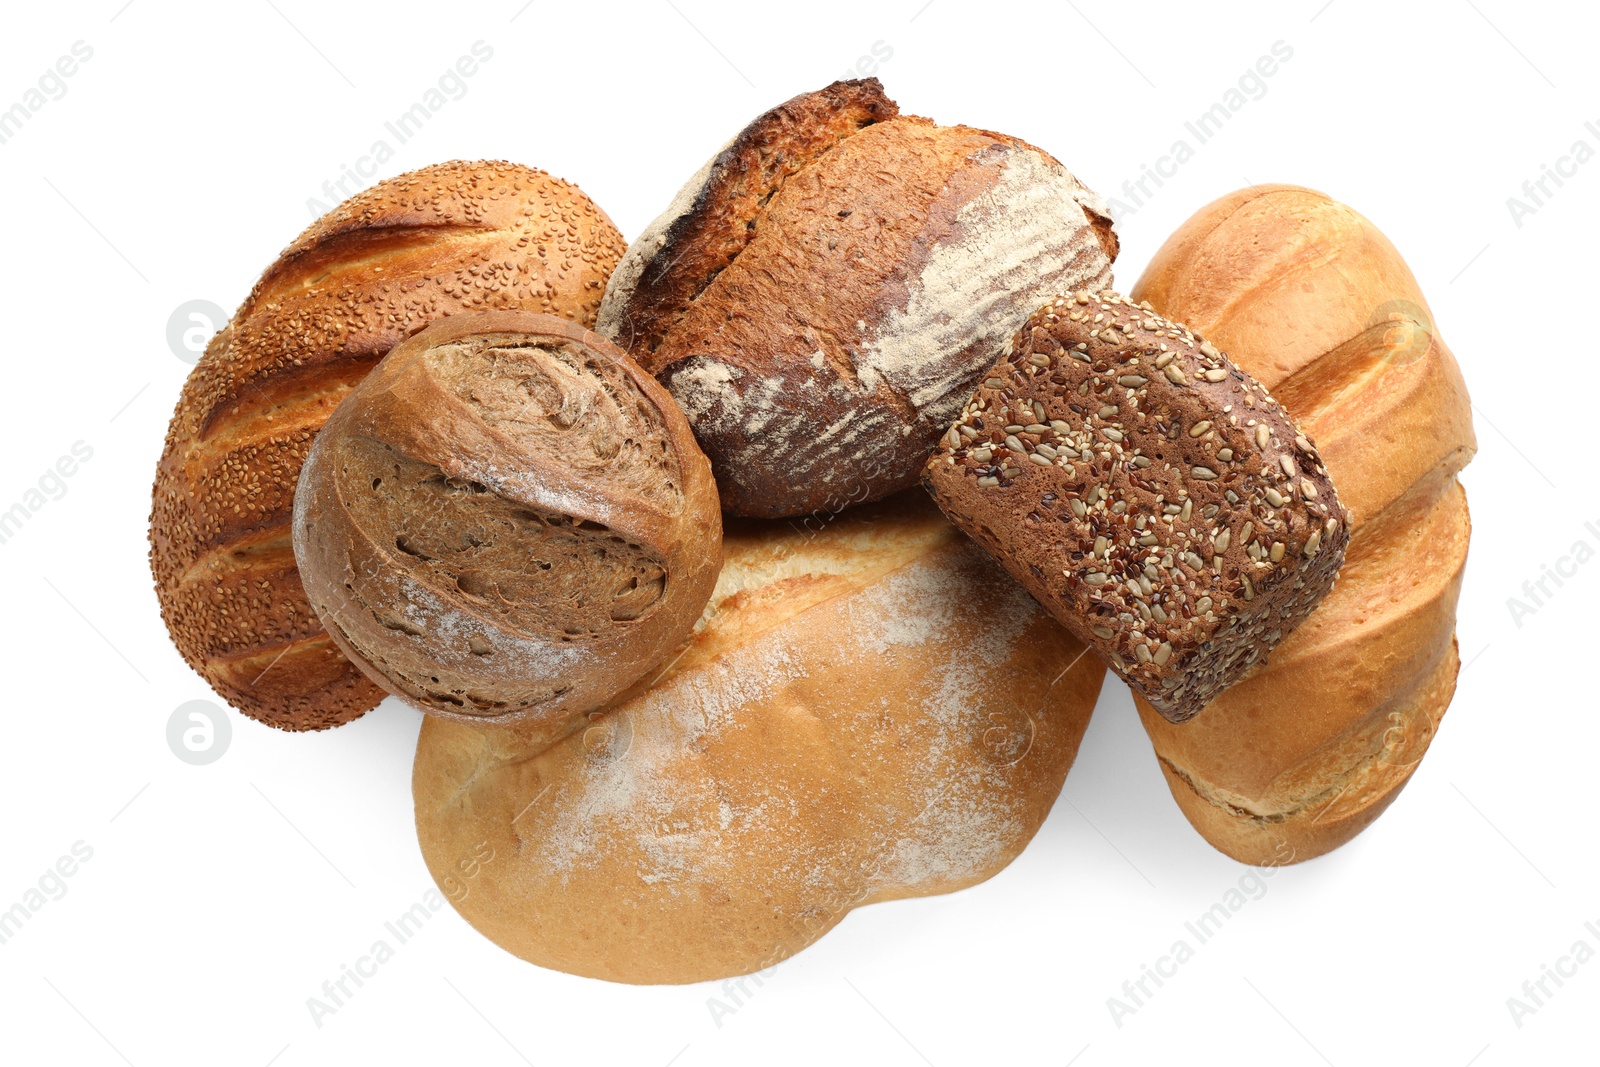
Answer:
[600,83,1116,519]
[923,290,1350,722]
[600,78,898,366]
[293,312,721,747]
[150,162,626,731]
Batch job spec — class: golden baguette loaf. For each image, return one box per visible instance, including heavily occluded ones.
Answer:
[1128,185,1475,864]
[413,493,1105,983]
[150,162,625,731]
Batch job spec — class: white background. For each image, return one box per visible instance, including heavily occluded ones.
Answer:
[0,1,1593,1064]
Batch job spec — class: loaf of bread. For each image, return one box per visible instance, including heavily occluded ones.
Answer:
[924,290,1349,722]
[413,493,1105,983]
[150,162,626,731]
[1128,186,1475,863]
[293,312,721,747]
[597,78,1117,519]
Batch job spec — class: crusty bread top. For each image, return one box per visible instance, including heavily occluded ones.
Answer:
[151,161,626,729]
[1134,184,1431,391]
[597,78,898,365]
[293,312,721,738]
[646,118,1115,516]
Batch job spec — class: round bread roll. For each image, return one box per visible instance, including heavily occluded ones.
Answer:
[1128,186,1475,864]
[413,493,1105,984]
[597,78,1117,519]
[293,312,721,747]
[151,162,626,731]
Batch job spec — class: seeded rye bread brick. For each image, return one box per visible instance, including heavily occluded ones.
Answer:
[597,78,1116,519]
[923,290,1351,722]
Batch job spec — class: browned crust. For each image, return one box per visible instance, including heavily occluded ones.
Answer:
[293,311,722,745]
[648,119,1115,518]
[924,290,1349,722]
[604,78,898,365]
[150,162,626,731]
[1127,185,1475,862]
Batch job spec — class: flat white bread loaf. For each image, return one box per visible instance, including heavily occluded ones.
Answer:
[1128,186,1475,863]
[413,493,1105,983]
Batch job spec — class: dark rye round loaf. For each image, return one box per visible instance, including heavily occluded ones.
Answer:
[597,78,1117,519]
[923,290,1350,723]
[150,162,626,731]
[293,312,721,747]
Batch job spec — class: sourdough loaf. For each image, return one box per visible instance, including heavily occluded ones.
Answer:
[1128,186,1475,863]
[598,78,1117,519]
[293,312,721,746]
[413,493,1105,983]
[151,163,625,730]
[924,290,1349,722]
